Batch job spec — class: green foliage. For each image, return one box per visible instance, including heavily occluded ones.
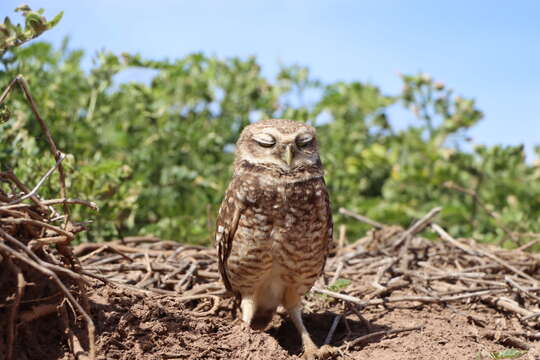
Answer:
[1,39,539,245]
[475,349,528,360]
[489,348,527,359]
[328,279,352,292]
[315,279,351,301]
[0,5,63,57]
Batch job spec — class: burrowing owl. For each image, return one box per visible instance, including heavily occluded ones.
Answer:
[216,119,333,359]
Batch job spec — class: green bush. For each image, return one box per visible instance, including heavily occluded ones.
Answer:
[1,28,538,246]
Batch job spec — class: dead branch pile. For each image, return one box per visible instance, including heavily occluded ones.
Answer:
[0,76,98,360]
[77,206,540,352]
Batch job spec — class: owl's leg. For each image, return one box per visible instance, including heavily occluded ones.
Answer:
[240,294,275,329]
[240,296,256,324]
[284,289,334,360]
[288,305,319,358]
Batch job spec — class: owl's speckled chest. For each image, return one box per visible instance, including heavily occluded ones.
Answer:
[226,174,331,292]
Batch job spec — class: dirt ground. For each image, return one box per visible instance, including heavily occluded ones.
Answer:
[2,220,539,360]
[5,280,535,360]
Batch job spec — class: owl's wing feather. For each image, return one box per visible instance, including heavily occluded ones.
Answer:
[215,183,244,294]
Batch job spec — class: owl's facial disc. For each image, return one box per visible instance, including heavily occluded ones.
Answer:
[249,131,318,171]
[237,120,322,176]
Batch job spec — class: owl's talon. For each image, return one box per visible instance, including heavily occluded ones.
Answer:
[302,345,336,360]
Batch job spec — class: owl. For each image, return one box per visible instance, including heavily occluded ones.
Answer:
[215,119,333,359]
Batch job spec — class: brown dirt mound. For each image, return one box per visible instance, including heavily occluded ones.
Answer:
[66,208,540,360]
[2,214,540,360]
[57,282,539,360]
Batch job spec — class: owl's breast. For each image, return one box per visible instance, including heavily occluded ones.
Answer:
[269,178,331,290]
[226,175,331,295]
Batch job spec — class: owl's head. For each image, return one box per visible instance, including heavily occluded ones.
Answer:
[234,119,322,177]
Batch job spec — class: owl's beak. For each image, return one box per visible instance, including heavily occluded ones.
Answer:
[283,144,294,167]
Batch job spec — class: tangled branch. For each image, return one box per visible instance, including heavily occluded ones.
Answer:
[0,75,97,360]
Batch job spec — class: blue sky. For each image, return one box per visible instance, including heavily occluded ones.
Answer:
[1,1,539,160]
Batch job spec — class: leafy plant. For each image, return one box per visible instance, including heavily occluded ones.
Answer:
[328,279,352,292]
[0,5,63,57]
[489,348,527,359]
[1,8,538,245]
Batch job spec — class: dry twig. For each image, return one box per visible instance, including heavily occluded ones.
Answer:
[0,75,96,360]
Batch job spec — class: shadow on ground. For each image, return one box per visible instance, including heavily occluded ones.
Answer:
[269,310,389,356]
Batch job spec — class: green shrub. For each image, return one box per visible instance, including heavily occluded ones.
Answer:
[1,37,538,246]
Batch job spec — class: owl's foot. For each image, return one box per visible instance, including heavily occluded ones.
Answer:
[301,344,336,360]
[236,318,254,333]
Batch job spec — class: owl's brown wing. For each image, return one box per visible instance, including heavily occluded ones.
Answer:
[215,182,244,294]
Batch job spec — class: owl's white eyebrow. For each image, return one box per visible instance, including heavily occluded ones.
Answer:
[252,133,276,144]
[296,134,313,143]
